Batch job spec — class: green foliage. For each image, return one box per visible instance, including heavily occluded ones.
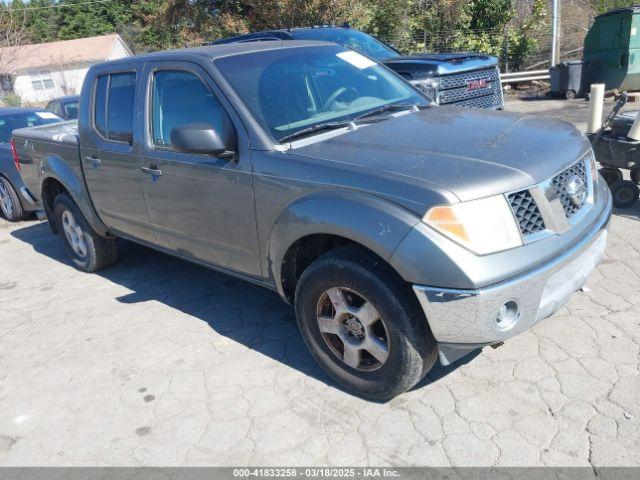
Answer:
[468,0,514,30]
[593,1,635,14]
[24,0,58,43]
[3,94,22,107]
[3,0,548,69]
[55,0,131,41]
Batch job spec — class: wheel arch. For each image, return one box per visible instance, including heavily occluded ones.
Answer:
[268,192,421,303]
[39,155,110,236]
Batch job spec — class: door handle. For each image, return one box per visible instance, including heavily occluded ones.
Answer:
[140,165,163,176]
[85,156,101,167]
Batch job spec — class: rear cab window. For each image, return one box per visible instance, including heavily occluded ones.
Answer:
[93,72,136,144]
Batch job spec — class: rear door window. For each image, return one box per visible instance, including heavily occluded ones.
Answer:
[94,75,108,138]
[93,72,136,143]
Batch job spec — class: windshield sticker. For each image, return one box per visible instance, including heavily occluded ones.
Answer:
[35,111,60,120]
[337,51,376,70]
[312,67,336,78]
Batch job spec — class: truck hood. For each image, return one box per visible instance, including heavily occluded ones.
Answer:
[289,107,590,206]
[383,53,498,76]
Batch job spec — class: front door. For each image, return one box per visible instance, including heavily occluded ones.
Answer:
[82,68,156,243]
[139,62,261,277]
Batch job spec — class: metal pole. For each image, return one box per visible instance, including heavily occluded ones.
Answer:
[504,30,510,73]
[551,0,560,66]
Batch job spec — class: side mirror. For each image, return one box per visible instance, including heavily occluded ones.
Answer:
[170,123,234,158]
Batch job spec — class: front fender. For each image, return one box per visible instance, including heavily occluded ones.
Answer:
[268,191,421,298]
[41,155,109,236]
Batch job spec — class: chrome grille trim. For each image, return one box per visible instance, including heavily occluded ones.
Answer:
[439,67,503,109]
[504,150,596,243]
[438,67,500,90]
[551,158,589,218]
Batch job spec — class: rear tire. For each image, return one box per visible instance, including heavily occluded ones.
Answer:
[294,245,438,401]
[0,177,24,222]
[565,90,576,100]
[53,193,118,272]
[610,180,639,208]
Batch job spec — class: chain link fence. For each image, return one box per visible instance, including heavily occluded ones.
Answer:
[376,2,596,73]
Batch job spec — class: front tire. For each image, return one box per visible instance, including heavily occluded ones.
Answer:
[53,193,118,272]
[294,245,437,401]
[0,177,24,222]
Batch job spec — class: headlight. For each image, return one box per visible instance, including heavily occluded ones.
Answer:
[412,77,439,103]
[423,195,523,255]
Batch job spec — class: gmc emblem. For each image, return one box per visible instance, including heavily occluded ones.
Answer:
[466,79,490,92]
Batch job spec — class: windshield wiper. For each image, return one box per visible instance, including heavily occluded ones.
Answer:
[278,103,425,143]
[279,121,353,143]
[353,102,422,122]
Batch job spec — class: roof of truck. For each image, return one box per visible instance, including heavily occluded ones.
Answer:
[210,26,353,44]
[99,40,331,68]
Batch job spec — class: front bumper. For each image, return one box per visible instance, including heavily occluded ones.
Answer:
[413,199,611,365]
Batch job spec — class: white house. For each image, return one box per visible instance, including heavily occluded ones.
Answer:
[0,34,132,104]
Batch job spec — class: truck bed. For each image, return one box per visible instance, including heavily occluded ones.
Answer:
[13,120,79,146]
[12,121,81,208]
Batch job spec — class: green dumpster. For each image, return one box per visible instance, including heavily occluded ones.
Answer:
[583,6,640,92]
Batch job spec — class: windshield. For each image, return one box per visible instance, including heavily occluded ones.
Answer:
[291,29,399,61]
[215,45,427,142]
[0,111,62,142]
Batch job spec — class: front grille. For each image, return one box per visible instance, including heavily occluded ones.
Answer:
[437,67,503,109]
[508,190,546,237]
[551,159,588,218]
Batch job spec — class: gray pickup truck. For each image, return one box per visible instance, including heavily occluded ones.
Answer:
[13,41,611,400]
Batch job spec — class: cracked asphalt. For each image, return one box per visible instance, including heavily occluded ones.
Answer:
[0,98,639,467]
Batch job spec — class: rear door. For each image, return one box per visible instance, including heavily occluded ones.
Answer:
[138,60,261,277]
[81,66,156,243]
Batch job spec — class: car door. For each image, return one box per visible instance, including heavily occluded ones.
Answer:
[139,61,261,277]
[81,67,157,243]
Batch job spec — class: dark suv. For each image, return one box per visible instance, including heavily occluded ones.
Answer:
[212,25,504,109]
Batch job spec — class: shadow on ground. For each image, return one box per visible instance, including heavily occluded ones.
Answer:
[613,202,640,221]
[11,221,475,401]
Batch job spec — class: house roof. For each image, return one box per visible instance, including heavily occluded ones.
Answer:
[0,34,131,74]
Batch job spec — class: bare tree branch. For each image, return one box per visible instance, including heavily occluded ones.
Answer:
[0,2,30,77]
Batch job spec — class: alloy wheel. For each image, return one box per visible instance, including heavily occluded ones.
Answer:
[61,210,88,258]
[316,287,390,371]
[0,182,14,218]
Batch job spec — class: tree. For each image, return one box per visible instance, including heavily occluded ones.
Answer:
[55,0,131,40]
[592,0,633,14]
[24,0,57,43]
[0,1,29,78]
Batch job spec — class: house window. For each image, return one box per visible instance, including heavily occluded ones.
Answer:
[29,70,54,91]
[0,75,13,93]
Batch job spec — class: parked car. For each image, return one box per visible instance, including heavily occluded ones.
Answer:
[0,108,62,221]
[212,25,504,109]
[13,41,611,400]
[46,95,80,120]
